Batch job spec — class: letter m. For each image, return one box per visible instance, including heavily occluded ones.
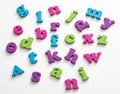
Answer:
[86,8,102,20]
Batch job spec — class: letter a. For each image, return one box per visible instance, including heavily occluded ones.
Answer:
[50,67,62,79]
[12,65,24,77]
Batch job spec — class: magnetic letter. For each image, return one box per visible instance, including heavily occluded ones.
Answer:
[65,10,78,23]
[20,37,34,50]
[84,52,101,63]
[13,25,23,35]
[64,48,78,65]
[12,65,24,77]
[50,67,62,79]
[51,34,58,47]
[48,6,61,16]
[75,20,89,32]
[65,78,79,90]
[86,8,102,20]
[101,18,115,30]
[78,67,89,81]
[28,52,38,64]
[6,42,17,53]
[97,35,107,45]
[82,34,94,44]
[31,72,41,83]
[36,11,43,23]
[50,22,60,31]
[35,27,47,40]
[17,4,29,18]
[45,50,62,63]
[65,34,75,44]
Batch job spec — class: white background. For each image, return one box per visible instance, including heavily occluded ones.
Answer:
[0,0,120,94]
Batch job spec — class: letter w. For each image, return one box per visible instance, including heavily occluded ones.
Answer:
[84,52,101,63]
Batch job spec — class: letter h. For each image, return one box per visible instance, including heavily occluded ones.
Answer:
[64,48,78,65]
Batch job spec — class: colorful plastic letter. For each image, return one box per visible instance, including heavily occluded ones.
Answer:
[36,11,43,23]
[17,4,29,18]
[12,65,24,77]
[65,10,78,23]
[101,18,115,30]
[51,34,58,47]
[84,52,101,63]
[20,37,33,50]
[45,50,62,63]
[50,67,62,79]
[13,25,23,35]
[86,8,102,20]
[50,22,60,31]
[78,67,89,81]
[31,72,41,83]
[48,6,61,16]
[28,52,37,64]
[75,20,89,32]
[35,27,47,40]
[65,34,75,44]
[82,34,94,44]
[65,78,79,90]
[97,35,107,45]
[64,48,78,65]
[6,42,17,53]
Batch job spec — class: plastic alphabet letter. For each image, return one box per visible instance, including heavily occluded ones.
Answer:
[20,37,34,50]
[78,67,89,81]
[36,11,43,23]
[64,48,78,65]
[50,22,60,31]
[13,25,23,35]
[31,72,41,83]
[28,52,38,64]
[82,34,94,44]
[75,20,89,32]
[101,18,115,30]
[48,6,61,16]
[50,67,62,79]
[51,34,58,47]
[65,78,79,90]
[97,35,107,45]
[65,10,78,23]
[86,8,102,20]
[17,4,29,18]
[65,34,75,44]
[35,27,47,40]
[45,50,62,63]
[84,52,101,63]
[12,65,24,77]
[6,42,17,53]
